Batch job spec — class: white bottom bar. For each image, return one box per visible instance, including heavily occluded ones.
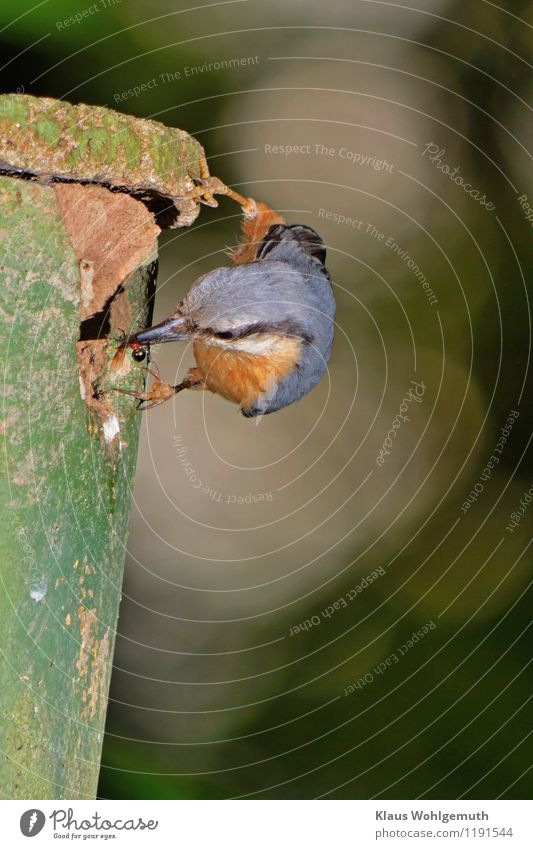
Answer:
[2,799,531,848]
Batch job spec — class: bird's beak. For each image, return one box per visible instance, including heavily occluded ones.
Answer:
[131,315,192,345]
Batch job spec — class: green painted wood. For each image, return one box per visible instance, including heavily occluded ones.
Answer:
[0,98,208,799]
[0,174,147,799]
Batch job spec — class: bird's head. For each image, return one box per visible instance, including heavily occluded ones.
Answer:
[123,263,319,357]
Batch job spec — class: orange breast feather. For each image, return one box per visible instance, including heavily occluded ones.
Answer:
[193,336,301,407]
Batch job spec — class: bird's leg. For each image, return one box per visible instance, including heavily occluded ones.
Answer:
[194,176,286,264]
[181,367,207,392]
[111,365,206,411]
[229,198,286,264]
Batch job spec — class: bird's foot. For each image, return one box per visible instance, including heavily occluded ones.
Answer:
[110,366,175,410]
[194,176,257,218]
[110,366,205,410]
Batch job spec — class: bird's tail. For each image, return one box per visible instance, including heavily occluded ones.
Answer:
[256,223,327,268]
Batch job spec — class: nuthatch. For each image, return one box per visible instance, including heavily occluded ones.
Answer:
[114,185,335,417]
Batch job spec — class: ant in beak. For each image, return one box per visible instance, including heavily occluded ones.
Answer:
[110,333,149,370]
[130,341,149,363]
[110,334,198,410]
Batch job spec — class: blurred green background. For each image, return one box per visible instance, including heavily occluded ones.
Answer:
[2,0,532,799]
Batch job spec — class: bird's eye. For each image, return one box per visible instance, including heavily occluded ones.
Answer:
[132,347,147,362]
[217,330,233,340]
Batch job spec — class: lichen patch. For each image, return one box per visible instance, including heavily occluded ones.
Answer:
[75,608,112,721]
[85,628,110,722]
[76,605,97,682]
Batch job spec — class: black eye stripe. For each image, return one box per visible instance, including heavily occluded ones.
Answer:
[209,320,313,344]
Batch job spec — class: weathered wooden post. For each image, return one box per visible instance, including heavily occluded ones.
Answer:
[0,94,215,798]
